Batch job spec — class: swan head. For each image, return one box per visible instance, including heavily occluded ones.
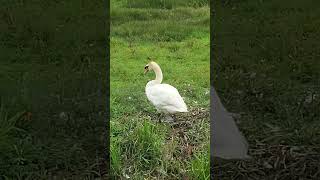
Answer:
[144,61,157,74]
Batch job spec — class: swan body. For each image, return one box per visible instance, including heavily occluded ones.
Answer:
[144,61,188,118]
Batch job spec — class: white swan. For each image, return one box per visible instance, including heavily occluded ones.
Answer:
[144,61,188,122]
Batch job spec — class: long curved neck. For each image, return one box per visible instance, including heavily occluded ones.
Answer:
[153,64,163,83]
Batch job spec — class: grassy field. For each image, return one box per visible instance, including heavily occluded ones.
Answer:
[213,0,320,179]
[2,0,319,179]
[0,1,107,179]
[110,0,210,179]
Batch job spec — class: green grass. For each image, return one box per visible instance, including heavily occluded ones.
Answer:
[189,147,210,180]
[0,104,25,159]
[113,0,209,9]
[0,1,107,179]
[110,0,210,179]
[213,0,320,179]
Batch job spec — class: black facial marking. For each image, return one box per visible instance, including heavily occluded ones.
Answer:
[144,65,149,69]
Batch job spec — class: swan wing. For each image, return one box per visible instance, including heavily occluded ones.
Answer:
[146,84,188,113]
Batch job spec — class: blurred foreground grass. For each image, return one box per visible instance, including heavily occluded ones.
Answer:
[213,0,320,179]
[0,1,107,178]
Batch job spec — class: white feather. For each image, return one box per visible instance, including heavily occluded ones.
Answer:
[146,81,188,114]
[144,61,188,115]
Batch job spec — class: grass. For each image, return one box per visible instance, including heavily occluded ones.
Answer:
[110,0,210,179]
[5,0,318,179]
[212,0,320,179]
[0,104,25,159]
[189,145,210,180]
[0,1,107,179]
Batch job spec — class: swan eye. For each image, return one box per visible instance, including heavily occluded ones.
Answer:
[144,65,149,70]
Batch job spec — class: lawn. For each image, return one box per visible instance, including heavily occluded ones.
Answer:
[0,1,107,179]
[110,0,210,179]
[2,0,318,179]
[213,0,320,179]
